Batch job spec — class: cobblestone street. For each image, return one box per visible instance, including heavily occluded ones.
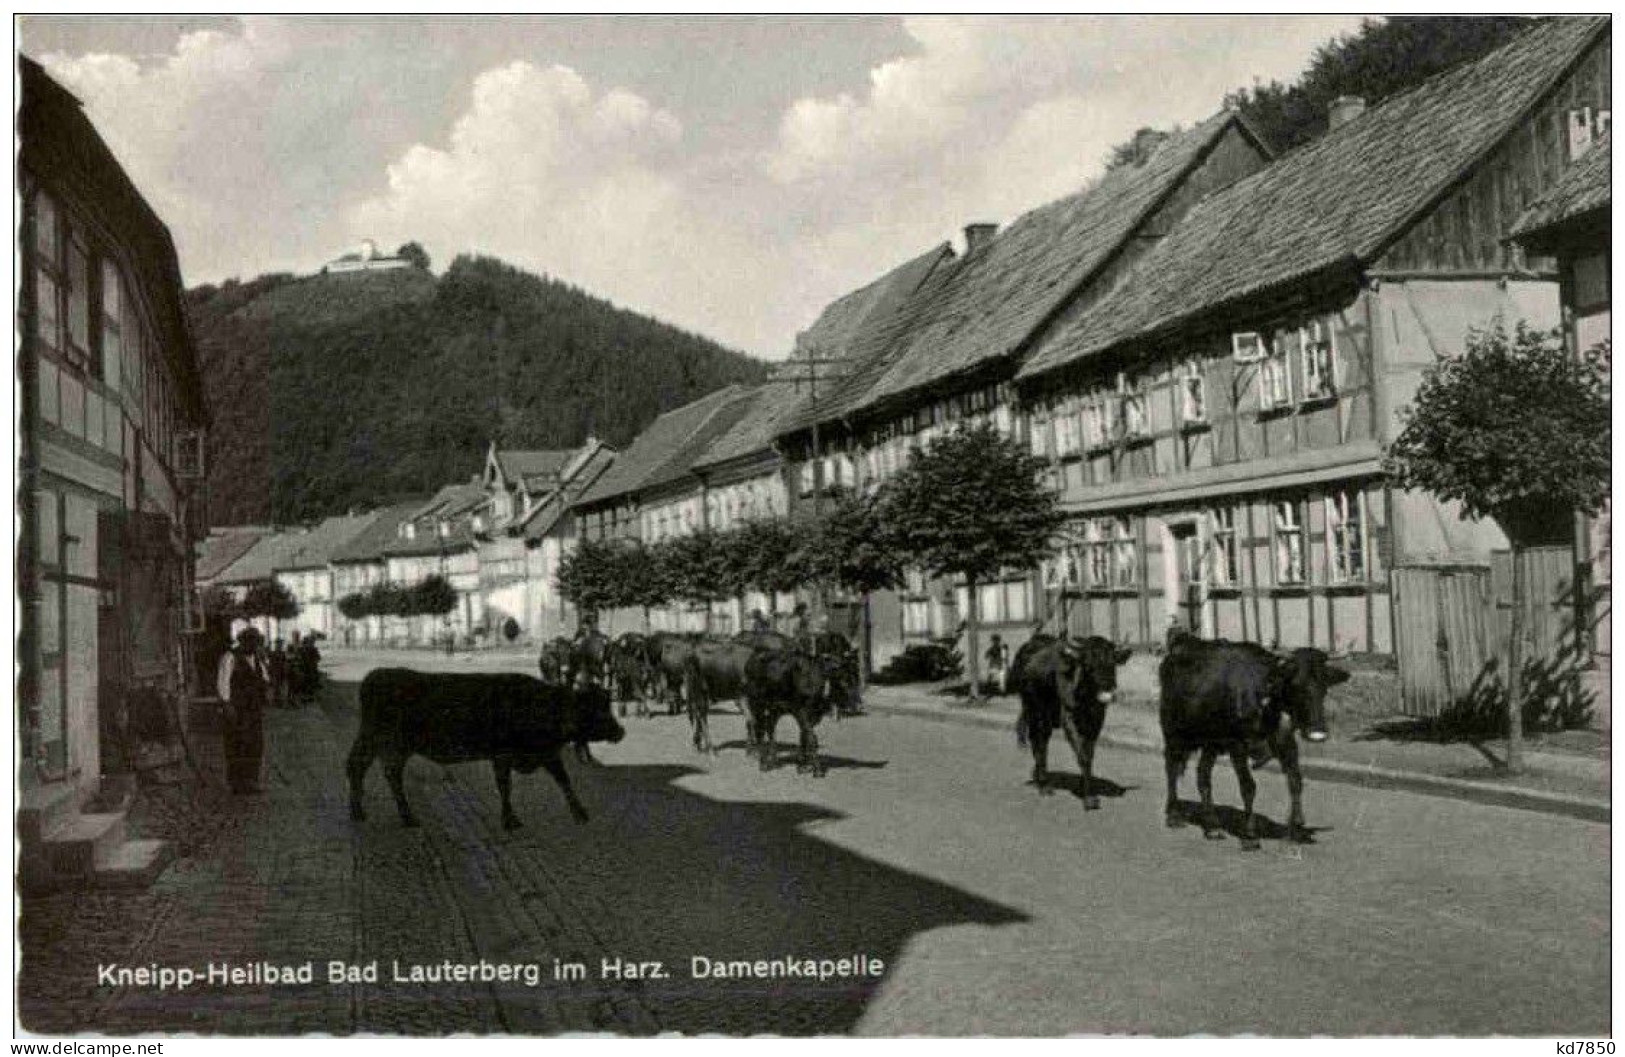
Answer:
[19,653,1612,1036]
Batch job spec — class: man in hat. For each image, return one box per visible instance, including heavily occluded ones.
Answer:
[216,626,270,793]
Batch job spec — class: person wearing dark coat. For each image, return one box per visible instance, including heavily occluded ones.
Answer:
[268,638,290,709]
[295,633,322,704]
[217,627,270,793]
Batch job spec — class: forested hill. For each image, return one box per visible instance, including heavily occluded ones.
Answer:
[188,255,769,526]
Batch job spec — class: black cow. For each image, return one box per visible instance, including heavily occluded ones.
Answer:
[682,638,759,754]
[1158,638,1348,849]
[743,646,858,776]
[1011,634,1132,808]
[649,632,699,716]
[571,630,611,689]
[347,669,624,830]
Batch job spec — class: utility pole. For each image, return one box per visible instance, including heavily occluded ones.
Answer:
[771,350,850,624]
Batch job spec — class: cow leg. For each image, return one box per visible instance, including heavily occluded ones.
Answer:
[382,751,417,828]
[1273,730,1309,843]
[345,735,375,821]
[540,753,590,823]
[1060,708,1101,810]
[1227,747,1260,850]
[1029,724,1053,795]
[574,741,599,766]
[758,713,778,771]
[1196,746,1223,839]
[492,757,522,831]
[794,713,824,777]
[1163,747,1190,827]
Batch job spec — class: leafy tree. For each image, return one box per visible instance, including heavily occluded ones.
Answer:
[658,530,737,629]
[727,519,808,614]
[619,542,676,630]
[407,575,458,618]
[556,538,631,618]
[800,493,905,598]
[239,579,299,621]
[396,241,432,272]
[879,424,1066,698]
[1385,321,1610,769]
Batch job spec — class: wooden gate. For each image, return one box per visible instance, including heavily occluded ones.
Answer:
[1394,546,1583,717]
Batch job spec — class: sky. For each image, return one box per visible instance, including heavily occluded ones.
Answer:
[21,15,1368,359]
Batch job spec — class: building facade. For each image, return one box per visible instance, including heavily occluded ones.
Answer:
[19,56,210,886]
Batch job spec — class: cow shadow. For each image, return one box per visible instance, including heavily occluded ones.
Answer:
[1166,798,1329,844]
[1027,773,1135,801]
[394,760,1027,1036]
[708,739,889,771]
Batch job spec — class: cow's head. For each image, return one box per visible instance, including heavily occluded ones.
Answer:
[568,683,626,745]
[1271,648,1349,742]
[1061,636,1133,708]
[815,648,862,714]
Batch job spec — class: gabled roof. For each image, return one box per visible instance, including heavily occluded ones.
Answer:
[1511,129,1611,245]
[409,479,486,523]
[1021,17,1607,382]
[494,449,574,488]
[195,528,276,583]
[330,499,426,564]
[778,243,959,436]
[210,528,323,585]
[519,444,618,542]
[858,110,1251,408]
[278,513,379,570]
[573,386,750,508]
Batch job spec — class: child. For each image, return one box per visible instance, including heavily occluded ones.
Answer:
[986,634,1012,695]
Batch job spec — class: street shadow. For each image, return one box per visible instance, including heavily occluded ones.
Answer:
[709,739,889,771]
[24,676,1029,1037]
[1166,798,1328,844]
[1028,773,1135,801]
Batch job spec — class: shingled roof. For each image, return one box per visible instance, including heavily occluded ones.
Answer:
[330,499,426,564]
[573,386,750,508]
[778,243,959,437]
[1021,17,1607,383]
[494,449,574,487]
[1511,129,1611,246]
[278,512,379,570]
[692,381,807,471]
[857,110,1250,410]
[195,529,275,583]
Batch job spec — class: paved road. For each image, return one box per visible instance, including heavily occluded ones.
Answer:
[19,652,1611,1035]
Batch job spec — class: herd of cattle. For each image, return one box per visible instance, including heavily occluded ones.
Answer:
[347,624,1350,851]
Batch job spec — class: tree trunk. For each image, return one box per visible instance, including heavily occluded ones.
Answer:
[1506,542,1525,773]
[642,605,650,634]
[965,576,983,702]
[858,591,872,693]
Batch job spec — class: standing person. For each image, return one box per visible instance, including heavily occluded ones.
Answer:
[216,627,269,794]
[790,602,812,651]
[267,638,290,709]
[985,634,1012,696]
[286,631,305,703]
[296,632,322,704]
[749,608,771,635]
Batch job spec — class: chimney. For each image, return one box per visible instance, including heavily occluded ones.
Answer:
[1328,96,1366,131]
[963,222,998,256]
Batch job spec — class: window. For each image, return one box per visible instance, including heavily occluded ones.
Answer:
[1326,489,1366,583]
[993,402,1012,437]
[1179,360,1207,425]
[1111,516,1138,587]
[1054,403,1082,456]
[1029,412,1051,458]
[904,567,928,596]
[1086,519,1112,586]
[32,191,61,352]
[1259,338,1291,410]
[1119,391,1147,439]
[1004,579,1031,623]
[1044,546,1081,589]
[65,236,91,372]
[904,599,932,635]
[977,583,1004,624]
[1081,399,1111,449]
[798,461,816,497]
[1209,506,1238,586]
[1300,320,1337,401]
[1568,106,1613,160]
[1272,500,1305,585]
[1231,331,1266,363]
